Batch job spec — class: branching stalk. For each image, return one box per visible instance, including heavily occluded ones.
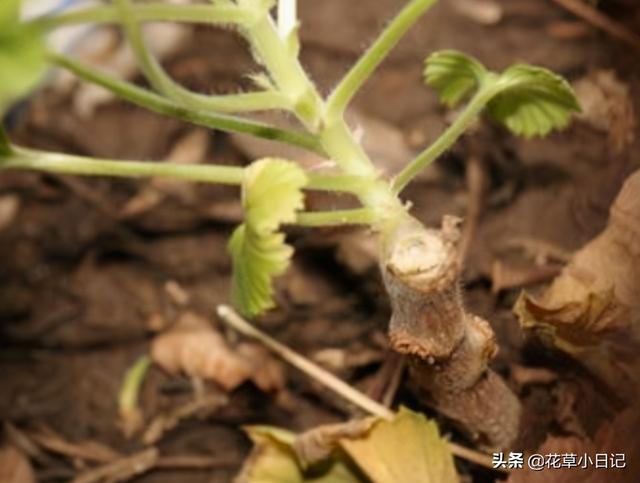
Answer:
[49,53,325,154]
[325,0,438,121]
[114,0,290,114]
[245,15,323,129]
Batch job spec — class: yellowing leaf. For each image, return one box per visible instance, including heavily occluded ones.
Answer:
[424,50,488,107]
[237,427,360,483]
[229,158,307,316]
[237,410,458,483]
[338,408,459,483]
[488,64,581,138]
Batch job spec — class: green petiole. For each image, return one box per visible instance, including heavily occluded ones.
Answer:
[48,53,326,155]
[113,0,291,114]
[295,208,378,227]
[0,145,372,196]
[392,81,499,194]
[325,0,438,122]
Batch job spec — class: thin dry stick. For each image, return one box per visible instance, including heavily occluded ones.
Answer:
[71,448,158,483]
[552,0,640,53]
[458,156,486,267]
[216,305,499,471]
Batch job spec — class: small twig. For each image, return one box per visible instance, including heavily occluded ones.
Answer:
[216,305,499,471]
[29,427,121,464]
[217,305,392,420]
[156,454,240,470]
[458,157,487,267]
[365,352,405,406]
[3,422,58,467]
[71,448,158,483]
[143,393,228,445]
[381,357,406,408]
[551,0,640,53]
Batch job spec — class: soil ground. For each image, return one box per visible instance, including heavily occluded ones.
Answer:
[1,0,639,481]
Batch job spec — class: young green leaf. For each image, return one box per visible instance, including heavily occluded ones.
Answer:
[423,50,488,108]
[487,64,581,138]
[0,0,47,112]
[424,50,579,138]
[229,158,307,317]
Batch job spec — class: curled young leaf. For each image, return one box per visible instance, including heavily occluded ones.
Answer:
[488,64,581,138]
[230,158,307,317]
[0,0,46,112]
[424,50,488,108]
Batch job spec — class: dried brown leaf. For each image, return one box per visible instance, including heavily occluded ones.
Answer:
[151,312,285,392]
[515,170,640,399]
[0,446,36,483]
[575,70,635,152]
[0,194,20,232]
[119,130,208,219]
[293,418,377,468]
[452,0,503,25]
[508,409,640,483]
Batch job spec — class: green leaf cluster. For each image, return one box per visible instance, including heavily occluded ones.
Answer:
[0,0,47,113]
[229,158,307,317]
[424,50,580,138]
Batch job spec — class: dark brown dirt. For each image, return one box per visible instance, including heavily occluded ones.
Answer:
[1,0,639,481]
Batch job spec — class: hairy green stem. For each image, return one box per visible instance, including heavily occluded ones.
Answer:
[326,0,438,121]
[114,0,289,114]
[3,147,245,184]
[0,145,367,194]
[295,208,377,227]
[246,12,405,220]
[392,83,498,194]
[245,15,323,128]
[35,3,255,29]
[49,53,325,154]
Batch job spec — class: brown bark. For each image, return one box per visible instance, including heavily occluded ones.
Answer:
[380,215,521,449]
